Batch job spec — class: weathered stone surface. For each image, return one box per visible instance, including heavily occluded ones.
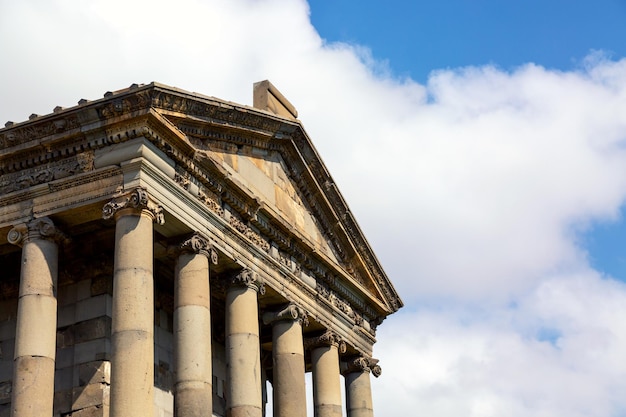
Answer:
[79,361,111,386]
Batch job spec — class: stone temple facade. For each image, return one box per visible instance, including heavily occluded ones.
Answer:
[0,81,402,417]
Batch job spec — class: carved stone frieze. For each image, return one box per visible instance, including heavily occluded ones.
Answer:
[229,268,265,294]
[0,115,81,149]
[263,303,309,327]
[98,89,152,119]
[342,356,382,378]
[8,217,67,247]
[0,152,95,194]
[102,187,165,224]
[177,233,218,265]
[152,90,284,134]
[197,186,224,216]
[228,215,270,253]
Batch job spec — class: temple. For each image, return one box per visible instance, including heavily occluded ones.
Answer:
[0,81,402,417]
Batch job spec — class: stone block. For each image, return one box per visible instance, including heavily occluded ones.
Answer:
[155,326,172,349]
[91,275,112,297]
[0,361,12,382]
[58,282,77,307]
[72,382,109,410]
[0,300,17,322]
[0,339,14,361]
[0,321,15,342]
[55,365,74,391]
[79,361,110,386]
[58,303,77,328]
[73,316,111,344]
[70,404,109,417]
[0,381,10,405]
[56,346,75,369]
[74,339,110,365]
[53,387,72,415]
[75,295,112,323]
[76,279,92,301]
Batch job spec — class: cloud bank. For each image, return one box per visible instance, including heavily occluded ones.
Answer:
[2,1,626,415]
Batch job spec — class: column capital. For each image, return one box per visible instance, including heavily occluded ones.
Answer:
[176,233,218,264]
[102,187,165,224]
[229,268,265,294]
[304,330,347,353]
[263,303,309,327]
[341,356,382,378]
[8,217,67,247]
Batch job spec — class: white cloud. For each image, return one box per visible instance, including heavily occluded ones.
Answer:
[2,1,626,415]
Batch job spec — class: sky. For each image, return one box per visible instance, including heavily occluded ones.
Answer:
[2,1,626,416]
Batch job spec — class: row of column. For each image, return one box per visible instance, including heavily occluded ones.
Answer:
[7,188,381,417]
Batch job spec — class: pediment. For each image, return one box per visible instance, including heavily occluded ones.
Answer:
[148,94,402,316]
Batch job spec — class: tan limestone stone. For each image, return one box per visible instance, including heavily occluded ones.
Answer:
[110,211,155,417]
[225,283,262,417]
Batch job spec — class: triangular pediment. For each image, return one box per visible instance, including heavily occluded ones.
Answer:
[146,86,403,315]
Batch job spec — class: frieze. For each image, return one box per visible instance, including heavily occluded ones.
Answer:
[0,152,94,195]
[228,215,270,253]
[0,114,81,149]
[98,89,152,119]
[152,90,284,134]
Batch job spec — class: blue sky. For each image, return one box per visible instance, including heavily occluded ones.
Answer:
[2,1,626,415]
[310,0,626,281]
[310,0,626,82]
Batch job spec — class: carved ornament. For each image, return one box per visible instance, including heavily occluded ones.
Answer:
[102,187,165,224]
[230,268,265,294]
[178,233,218,265]
[342,356,382,378]
[8,217,67,247]
[263,303,309,327]
[304,330,347,353]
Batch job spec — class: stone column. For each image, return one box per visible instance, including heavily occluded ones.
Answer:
[174,233,218,417]
[103,187,164,417]
[305,331,346,417]
[8,218,64,417]
[262,303,308,417]
[225,269,265,417]
[342,356,382,417]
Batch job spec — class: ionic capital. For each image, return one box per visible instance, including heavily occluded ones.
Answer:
[304,330,347,353]
[8,217,67,247]
[176,233,218,265]
[229,268,265,294]
[263,303,309,327]
[102,187,165,224]
[341,356,382,378]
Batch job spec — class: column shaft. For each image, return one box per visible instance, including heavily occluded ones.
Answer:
[174,240,213,417]
[225,271,263,417]
[110,211,155,416]
[311,345,342,417]
[10,221,59,417]
[264,304,307,417]
[345,371,374,417]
